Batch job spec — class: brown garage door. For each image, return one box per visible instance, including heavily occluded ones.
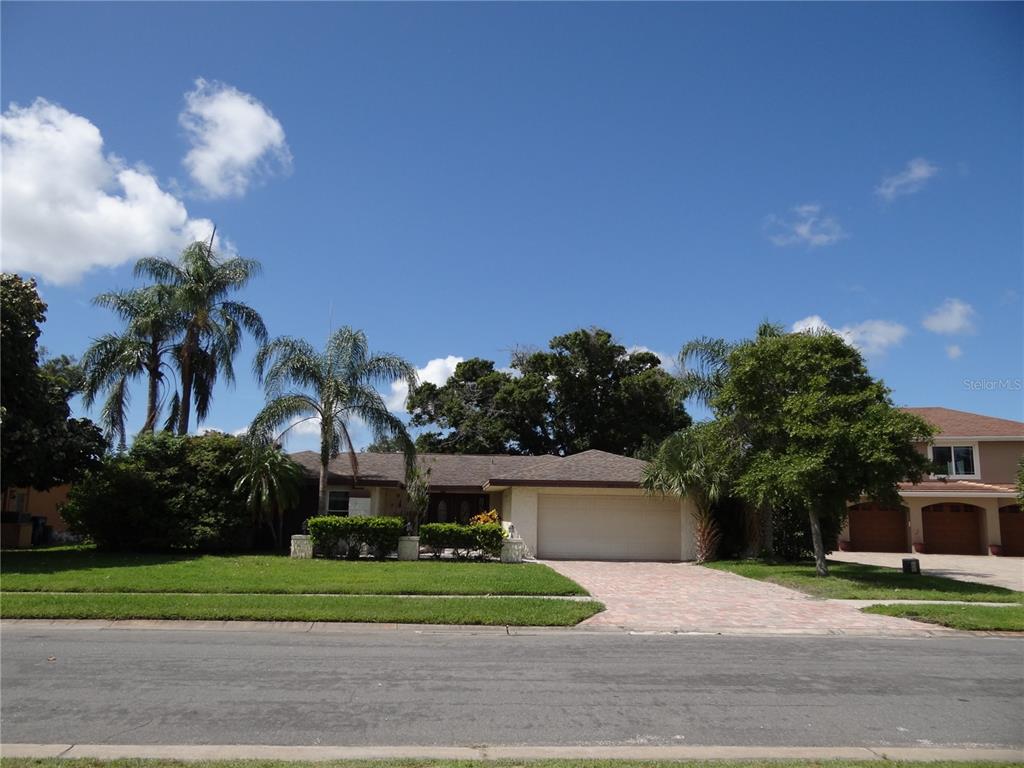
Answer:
[848,503,907,552]
[923,503,982,555]
[999,505,1024,557]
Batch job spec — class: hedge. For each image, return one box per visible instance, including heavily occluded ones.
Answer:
[420,522,506,559]
[307,515,405,560]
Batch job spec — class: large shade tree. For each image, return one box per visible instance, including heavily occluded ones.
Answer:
[715,328,936,576]
[135,238,266,435]
[251,327,417,515]
[81,285,182,447]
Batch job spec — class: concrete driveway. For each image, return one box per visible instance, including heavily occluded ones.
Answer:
[543,560,933,634]
[830,551,1024,592]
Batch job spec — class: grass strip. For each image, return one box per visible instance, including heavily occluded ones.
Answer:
[705,560,1023,604]
[862,603,1024,631]
[0,549,587,596]
[0,592,603,626]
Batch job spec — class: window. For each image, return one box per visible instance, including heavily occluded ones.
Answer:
[931,445,978,477]
[328,491,350,515]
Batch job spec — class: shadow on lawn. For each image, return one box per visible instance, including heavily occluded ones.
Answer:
[0,547,205,576]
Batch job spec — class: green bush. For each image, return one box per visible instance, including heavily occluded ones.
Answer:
[771,505,845,561]
[420,522,506,559]
[61,432,253,551]
[307,515,405,560]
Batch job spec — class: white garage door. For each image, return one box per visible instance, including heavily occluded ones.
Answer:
[537,494,682,561]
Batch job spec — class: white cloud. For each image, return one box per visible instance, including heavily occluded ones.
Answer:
[765,204,847,248]
[922,298,976,335]
[0,98,215,284]
[180,78,291,198]
[876,158,939,202]
[792,315,908,356]
[626,345,675,372]
[946,344,963,360]
[386,355,464,412]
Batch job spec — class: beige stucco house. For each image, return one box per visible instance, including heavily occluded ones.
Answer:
[842,408,1023,556]
[290,449,698,561]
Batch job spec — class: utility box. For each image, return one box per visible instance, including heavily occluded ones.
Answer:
[902,558,921,575]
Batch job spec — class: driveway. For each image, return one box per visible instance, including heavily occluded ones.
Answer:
[543,560,933,634]
[830,551,1024,592]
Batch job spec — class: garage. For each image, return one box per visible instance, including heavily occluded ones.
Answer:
[999,505,1024,556]
[847,503,907,552]
[536,493,682,561]
[923,503,983,555]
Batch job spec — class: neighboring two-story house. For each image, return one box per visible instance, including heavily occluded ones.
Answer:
[842,407,1024,556]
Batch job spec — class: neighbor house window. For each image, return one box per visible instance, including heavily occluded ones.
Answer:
[328,491,350,515]
[931,445,977,477]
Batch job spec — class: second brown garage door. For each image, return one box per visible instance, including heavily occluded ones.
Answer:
[999,505,1024,556]
[923,503,983,555]
[847,503,907,552]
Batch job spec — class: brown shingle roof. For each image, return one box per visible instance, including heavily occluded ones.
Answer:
[900,407,1024,438]
[899,479,1017,495]
[289,449,648,489]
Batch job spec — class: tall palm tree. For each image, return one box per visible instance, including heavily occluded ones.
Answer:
[81,285,182,447]
[233,435,304,549]
[678,323,783,407]
[135,237,267,435]
[251,327,417,515]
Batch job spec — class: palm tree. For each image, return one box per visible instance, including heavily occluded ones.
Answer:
[642,422,740,563]
[251,327,417,515]
[81,285,182,447]
[234,435,304,549]
[134,237,267,435]
[678,323,783,407]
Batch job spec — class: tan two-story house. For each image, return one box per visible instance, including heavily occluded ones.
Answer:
[842,407,1023,556]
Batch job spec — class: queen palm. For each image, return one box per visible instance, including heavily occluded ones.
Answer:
[81,285,182,447]
[135,238,267,436]
[251,327,417,515]
[233,435,303,549]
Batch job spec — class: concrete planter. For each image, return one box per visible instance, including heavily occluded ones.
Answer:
[398,536,420,561]
[290,534,313,559]
[500,537,528,564]
[989,544,1004,557]
[912,542,926,554]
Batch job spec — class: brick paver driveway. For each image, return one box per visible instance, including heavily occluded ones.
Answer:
[544,560,932,634]
[830,551,1024,592]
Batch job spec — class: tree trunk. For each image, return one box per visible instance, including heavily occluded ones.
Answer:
[142,342,160,433]
[760,505,775,559]
[808,508,829,576]
[176,327,196,436]
[277,507,284,551]
[318,457,329,516]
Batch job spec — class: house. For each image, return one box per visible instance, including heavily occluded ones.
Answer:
[289,449,698,561]
[842,407,1024,556]
[0,484,71,548]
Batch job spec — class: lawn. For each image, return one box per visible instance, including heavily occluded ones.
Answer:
[0,592,603,626]
[0,547,586,596]
[1,760,1018,768]
[705,559,1023,603]
[863,603,1024,631]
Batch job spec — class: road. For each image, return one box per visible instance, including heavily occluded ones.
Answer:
[2,624,1021,749]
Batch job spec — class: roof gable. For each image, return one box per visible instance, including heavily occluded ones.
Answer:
[901,407,1024,438]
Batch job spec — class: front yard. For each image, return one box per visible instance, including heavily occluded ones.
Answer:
[706,559,1024,604]
[862,603,1024,632]
[0,547,600,626]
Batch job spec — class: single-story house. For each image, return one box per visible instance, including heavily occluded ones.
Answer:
[289,449,699,561]
[0,484,71,548]
[842,407,1023,556]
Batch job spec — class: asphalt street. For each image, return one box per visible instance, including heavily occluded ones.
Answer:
[2,624,1021,749]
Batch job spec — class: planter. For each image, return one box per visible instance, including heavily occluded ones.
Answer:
[500,537,528,564]
[290,534,313,559]
[397,535,421,561]
[837,540,851,552]
[912,542,926,554]
[989,544,1004,557]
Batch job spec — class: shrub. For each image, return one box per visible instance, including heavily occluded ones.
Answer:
[420,521,506,559]
[771,505,845,561]
[307,515,405,560]
[62,432,252,551]
[469,509,499,526]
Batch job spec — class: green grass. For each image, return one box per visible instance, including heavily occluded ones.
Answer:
[0,548,586,596]
[1,760,1019,768]
[863,603,1024,631]
[705,560,1023,603]
[0,592,603,626]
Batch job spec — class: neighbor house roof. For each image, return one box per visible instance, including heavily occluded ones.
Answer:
[288,449,648,490]
[898,479,1017,496]
[901,407,1024,439]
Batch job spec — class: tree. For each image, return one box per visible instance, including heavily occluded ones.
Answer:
[1017,456,1024,507]
[0,274,108,492]
[715,328,936,576]
[251,327,417,515]
[233,435,303,549]
[642,421,742,563]
[134,238,266,435]
[366,434,406,453]
[403,465,431,535]
[81,285,182,447]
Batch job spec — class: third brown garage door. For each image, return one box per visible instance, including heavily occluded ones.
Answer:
[847,503,907,552]
[923,503,983,555]
[999,505,1024,556]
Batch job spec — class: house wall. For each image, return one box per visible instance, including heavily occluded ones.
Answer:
[3,485,70,532]
[979,441,1024,484]
[501,485,697,561]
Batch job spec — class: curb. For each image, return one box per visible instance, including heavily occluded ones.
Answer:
[2,742,1022,762]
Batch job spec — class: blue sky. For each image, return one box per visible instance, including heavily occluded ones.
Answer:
[2,2,1022,449]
